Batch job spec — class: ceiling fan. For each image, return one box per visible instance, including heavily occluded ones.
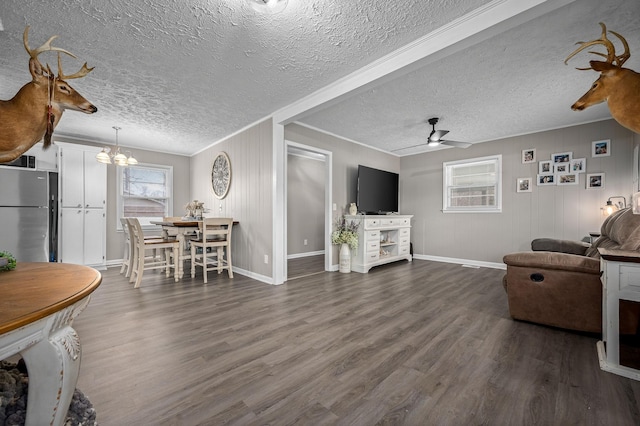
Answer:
[393,117,472,152]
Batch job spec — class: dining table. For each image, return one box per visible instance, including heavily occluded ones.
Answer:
[150,219,199,279]
[150,218,239,279]
[0,262,102,426]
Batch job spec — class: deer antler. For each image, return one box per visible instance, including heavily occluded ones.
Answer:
[57,53,95,80]
[23,26,76,60]
[565,22,630,69]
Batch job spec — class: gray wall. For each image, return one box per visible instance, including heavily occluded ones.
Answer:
[285,123,400,265]
[401,119,637,265]
[287,153,324,256]
[189,119,274,279]
[53,136,191,263]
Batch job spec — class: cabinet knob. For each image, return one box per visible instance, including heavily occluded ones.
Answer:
[77,204,82,208]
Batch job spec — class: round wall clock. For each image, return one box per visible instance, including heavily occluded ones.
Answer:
[211,152,231,199]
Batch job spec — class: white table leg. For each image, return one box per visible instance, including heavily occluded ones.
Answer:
[18,298,90,426]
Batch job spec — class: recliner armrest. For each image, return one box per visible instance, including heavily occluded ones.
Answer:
[503,251,600,275]
[531,238,590,255]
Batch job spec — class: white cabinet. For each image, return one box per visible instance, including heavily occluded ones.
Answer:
[58,143,106,268]
[597,248,640,380]
[346,214,412,273]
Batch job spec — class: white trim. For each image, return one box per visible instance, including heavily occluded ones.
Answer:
[273,121,286,284]
[414,254,506,270]
[443,154,502,213]
[287,250,325,260]
[292,121,399,157]
[286,140,333,277]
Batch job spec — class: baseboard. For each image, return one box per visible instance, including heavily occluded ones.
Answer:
[287,250,325,260]
[413,254,506,270]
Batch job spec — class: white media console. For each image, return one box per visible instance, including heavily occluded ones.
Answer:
[345,214,413,273]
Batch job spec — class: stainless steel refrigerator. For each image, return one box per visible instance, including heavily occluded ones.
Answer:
[0,168,58,262]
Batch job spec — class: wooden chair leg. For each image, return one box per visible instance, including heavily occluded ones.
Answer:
[133,249,145,289]
[173,245,179,282]
[165,249,171,278]
[226,246,233,278]
[191,245,196,278]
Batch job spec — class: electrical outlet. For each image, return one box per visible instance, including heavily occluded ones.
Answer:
[264,254,268,264]
[304,239,308,245]
[219,203,222,212]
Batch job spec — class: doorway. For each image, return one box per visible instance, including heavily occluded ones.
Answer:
[286,141,332,281]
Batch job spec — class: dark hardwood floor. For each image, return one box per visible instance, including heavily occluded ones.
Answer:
[73,260,640,425]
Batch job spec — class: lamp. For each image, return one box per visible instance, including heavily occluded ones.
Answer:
[248,0,288,14]
[603,196,627,216]
[96,126,138,166]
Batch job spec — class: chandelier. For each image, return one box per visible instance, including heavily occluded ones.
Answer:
[96,126,138,166]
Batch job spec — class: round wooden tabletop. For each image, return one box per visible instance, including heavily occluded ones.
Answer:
[0,262,102,335]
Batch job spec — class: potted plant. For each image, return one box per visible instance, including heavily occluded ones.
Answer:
[0,251,17,271]
[331,216,359,273]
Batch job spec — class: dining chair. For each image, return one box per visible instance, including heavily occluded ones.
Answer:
[120,217,132,277]
[190,217,234,283]
[127,218,181,288]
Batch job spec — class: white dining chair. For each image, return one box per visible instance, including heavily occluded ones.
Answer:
[190,217,234,283]
[127,218,181,288]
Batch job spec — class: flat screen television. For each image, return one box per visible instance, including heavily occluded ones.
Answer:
[357,165,399,214]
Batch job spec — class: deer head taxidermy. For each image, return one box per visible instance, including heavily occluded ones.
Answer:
[0,27,97,163]
[565,22,640,135]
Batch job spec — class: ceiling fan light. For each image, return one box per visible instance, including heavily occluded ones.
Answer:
[127,154,138,165]
[249,0,288,14]
[427,140,440,147]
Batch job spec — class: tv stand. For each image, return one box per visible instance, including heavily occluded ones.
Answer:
[345,214,412,273]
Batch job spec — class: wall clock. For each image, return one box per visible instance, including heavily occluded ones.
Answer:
[211,152,231,199]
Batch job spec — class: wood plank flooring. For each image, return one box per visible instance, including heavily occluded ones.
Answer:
[287,254,324,280]
[72,260,640,425]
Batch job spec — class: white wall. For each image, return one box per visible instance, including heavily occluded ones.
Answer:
[401,119,636,265]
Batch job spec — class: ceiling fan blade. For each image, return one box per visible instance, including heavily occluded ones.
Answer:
[390,142,431,152]
[441,140,472,148]
[430,129,449,142]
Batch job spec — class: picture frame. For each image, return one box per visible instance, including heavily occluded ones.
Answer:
[551,151,572,164]
[522,148,536,164]
[537,173,556,186]
[538,160,553,174]
[570,158,586,173]
[558,173,578,185]
[517,177,532,192]
[587,173,605,189]
[592,139,610,157]
[554,163,569,174]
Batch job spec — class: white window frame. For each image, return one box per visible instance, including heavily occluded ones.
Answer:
[117,163,173,230]
[443,154,502,213]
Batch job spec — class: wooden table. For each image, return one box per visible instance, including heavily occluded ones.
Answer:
[0,262,102,425]
[151,219,239,279]
[151,220,200,279]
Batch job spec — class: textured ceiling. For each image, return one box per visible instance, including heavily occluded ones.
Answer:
[0,0,638,157]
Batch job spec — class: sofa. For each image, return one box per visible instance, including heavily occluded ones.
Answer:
[503,207,640,334]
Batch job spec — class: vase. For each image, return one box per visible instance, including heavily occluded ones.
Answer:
[349,203,357,215]
[339,243,351,273]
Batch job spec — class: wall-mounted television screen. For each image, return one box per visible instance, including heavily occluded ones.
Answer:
[357,165,399,214]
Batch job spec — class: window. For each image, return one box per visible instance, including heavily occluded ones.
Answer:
[443,155,502,213]
[117,164,173,229]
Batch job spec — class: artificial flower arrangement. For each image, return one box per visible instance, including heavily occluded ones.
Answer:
[0,251,17,271]
[184,200,206,218]
[331,216,360,250]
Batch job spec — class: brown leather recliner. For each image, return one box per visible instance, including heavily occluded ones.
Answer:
[503,207,640,334]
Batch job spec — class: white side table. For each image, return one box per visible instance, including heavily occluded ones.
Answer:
[597,248,640,380]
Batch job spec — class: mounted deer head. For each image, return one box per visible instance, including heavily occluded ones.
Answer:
[565,22,640,135]
[0,27,97,163]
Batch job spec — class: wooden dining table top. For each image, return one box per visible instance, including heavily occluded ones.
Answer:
[0,262,102,335]
[151,219,239,227]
